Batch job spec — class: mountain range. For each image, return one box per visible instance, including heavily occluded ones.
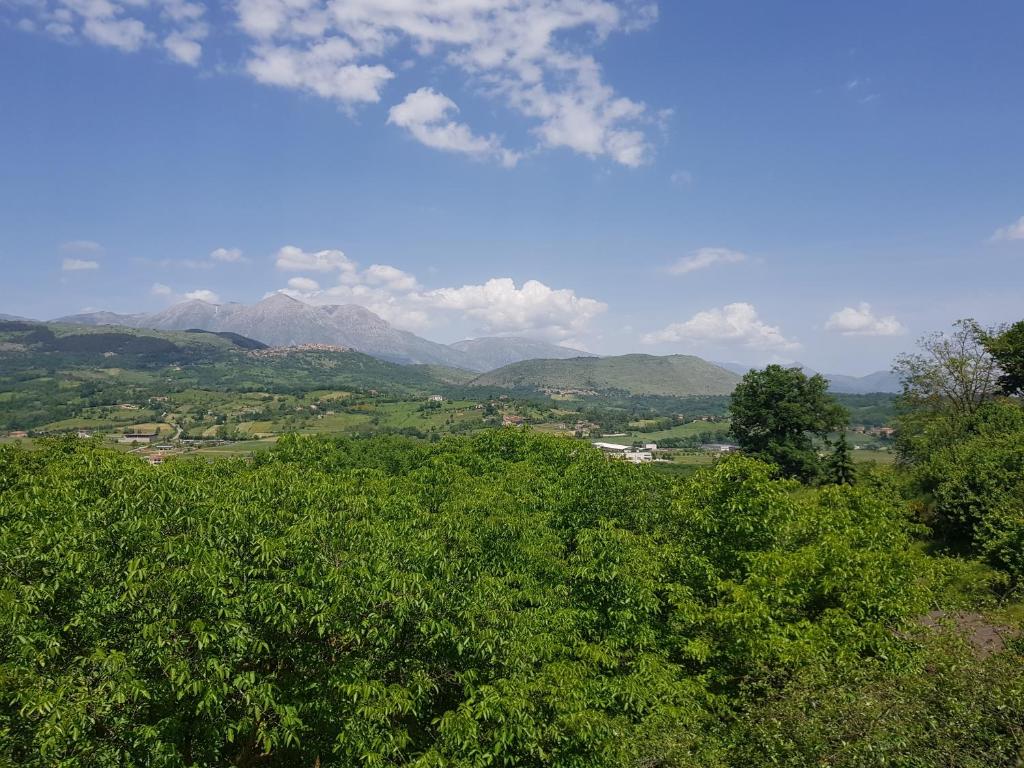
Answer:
[52,294,591,372]
[715,361,902,394]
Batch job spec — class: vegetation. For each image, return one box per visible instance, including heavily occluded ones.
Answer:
[729,365,849,482]
[6,431,1016,766]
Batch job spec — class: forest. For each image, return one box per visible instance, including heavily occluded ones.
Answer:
[1,318,1022,766]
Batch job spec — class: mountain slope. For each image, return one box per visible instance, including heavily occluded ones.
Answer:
[58,295,473,368]
[451,337,595,371]
[471,354,740,396]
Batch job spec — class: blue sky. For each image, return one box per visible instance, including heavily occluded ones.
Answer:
[1,0,1022,373]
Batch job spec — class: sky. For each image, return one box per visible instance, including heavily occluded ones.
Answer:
[1,0,1022,374]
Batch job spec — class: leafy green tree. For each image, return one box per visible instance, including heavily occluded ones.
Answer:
[982,319,1024,397]
[729,365,848,481]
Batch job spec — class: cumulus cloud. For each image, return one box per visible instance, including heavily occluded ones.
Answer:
[62,258,100,271]
[668,247,747,276]
[273,245,606,340]
[643,302,800,351]
[275,245,356,274]
[11,1,661,166]
[184,288,220,303]
[421,278,607,339]
[991,215,1024,242]
[14,0,206,63]
[151,282,173,295]
[388,88,519,167]
[210,246,246,263]
[246,40,394,104]
[825,303,906,337]
[164,33,202,65]
[286,276,320,291]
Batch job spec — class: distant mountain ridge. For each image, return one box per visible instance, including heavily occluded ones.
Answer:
[51,295,591,372]
[714,361,901,394]
[471,354,740,397]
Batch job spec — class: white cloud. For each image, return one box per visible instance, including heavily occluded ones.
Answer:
[236,0,658,165]
[14,0,205,64]
[275,245,357,274]
[388,88,519,167]
[825,303,906,337]
[164,33,202,65]
[60,240,104,253]
[643,302,800,351]
[273,245,606,339]
[991,215,1024,242]
[151,282,173,295]
[62,258,100,271]
[362,264,418,292]
[247,41,394,104]
[82,16,149,51]
[210,246,246,263]
[421,278,607,340]
[668,247,748,276]
[183,288,220,303]
[287,276,320,291]
[12,1,661,166]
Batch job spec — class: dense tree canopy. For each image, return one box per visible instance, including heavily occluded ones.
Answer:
[728,365,848,481]
[0,432,970,766]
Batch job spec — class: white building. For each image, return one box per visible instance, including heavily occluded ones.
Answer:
[429,394,444,402]
[592,442,630,453]
[624,451,654,464]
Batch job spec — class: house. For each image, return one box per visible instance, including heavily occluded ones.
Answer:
[643,443,658,451]
[503,414,525,427]
[624,451,654,464]
[868,426,897,438]
[77,431,92,439]
[118,432,159,444]
[7,430,28,439]
[429,394,444,403]
[146,454,166,465]
[118,403,140,410]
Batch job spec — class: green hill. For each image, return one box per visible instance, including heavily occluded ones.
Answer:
[0,321,454,431]
[469,353,741,396]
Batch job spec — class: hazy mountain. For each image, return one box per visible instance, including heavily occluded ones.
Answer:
[714,361,902,394]
[451,337,595,371]
[52,310,148,326]
[823,370,901,394]
[471,354,740,397]
[0,313,32,322]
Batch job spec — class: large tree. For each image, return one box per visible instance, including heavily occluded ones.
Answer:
[729,365,848,481]
[982,319,1024,397]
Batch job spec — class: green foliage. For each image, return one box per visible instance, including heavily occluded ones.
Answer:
[731,628,1024,767]
[983,319,1024,397]
[919,400,1024,581]
[729,365,849,482]
[0,433,936,765]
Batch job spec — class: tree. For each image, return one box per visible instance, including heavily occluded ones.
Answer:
[893,319,1002,465]
[894,319,1000,420]
[982,319,1024,397]
[826,434,856,485]
[729,365,848,481]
